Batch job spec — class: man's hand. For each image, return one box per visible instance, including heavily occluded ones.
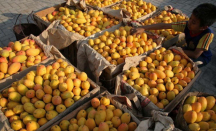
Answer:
[130,27,145,35]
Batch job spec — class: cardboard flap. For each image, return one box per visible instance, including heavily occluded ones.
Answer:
[66,0,87,11]
[37,20,85,50]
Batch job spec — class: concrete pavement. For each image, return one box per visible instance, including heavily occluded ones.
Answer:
[0,0,215,94]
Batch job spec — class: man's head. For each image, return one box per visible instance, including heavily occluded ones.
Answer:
[192,3,216,28]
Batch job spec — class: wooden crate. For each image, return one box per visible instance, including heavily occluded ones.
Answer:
[0,58,100,131]
[44,91,140,131]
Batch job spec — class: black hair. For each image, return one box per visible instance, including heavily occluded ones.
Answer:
[192,3,216,27]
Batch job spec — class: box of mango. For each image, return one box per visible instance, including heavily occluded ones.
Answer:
[175,92,216,131]
[77,24,163,83]
[0,58,100,131]
[115,46,201,117]
[45,91,140,131]
[137,9,189,48]
[109,0,158,21]
[33,2,122,38]
[0,35,54,89]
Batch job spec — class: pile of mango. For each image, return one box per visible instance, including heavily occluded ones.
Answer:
[183,95,216,131]
[142,10,189,40]
[42,7,119,37]
[122,47,195,109]
[88,26,158,65]
[0,59,91,131]
[111,0,157,20]
[50,96,137,131]
[85,0,120,8]
[0,39,48,80]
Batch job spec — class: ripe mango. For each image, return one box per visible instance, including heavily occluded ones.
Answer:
[56,104,66,113]
[23,79,35,89]
[12,55,27,63]
[50,79,60,89]
[4,109,15,117]
[8,62,21,75]
[9,52,16,61]
[59,120,70,130]
[43,85,52,94]
[8,92,21,102]
[34,101,45,109]
[61,91,74,99]
[98,122,109,131]
[23,102,36,114]
[46,110,58,120]
[20,112,29,119]
[113,109,123,117]
[184,110,197,124]
[23,115,37,124]
[185,96,197,104]
[105,109,113,121]
[206,96,215,110]
[77,110,87,120]
[0,98,8,107]
[0,62,8,73]
[13,105,24,114]
[128,122,137,131]
[0,57,8,63]
[66,78,74,91]
[73,96,81,102]
[52,96,62,105]
[121,113,131,124]
[111,116,121,128]
[33,108,46,118]
[11,120,24,131]
[50,125,61,131]
[34,75,43,85]
[9,115,20,123]
[36,89,45,99]
[26,90,35,98]
[26,121,40,131]
[43,94,52,103]
[78,117,86,126]
[118,123,129,131]
[38,118,48,126]
[13,41,22,51]
[37,65,46,76]
[88,109,97,119]
[26,48,40,56]
[0,50,9,57]
[95,110,106,125]
[85,118,96,130]
[45,103,54,111]
[7,101,20,109]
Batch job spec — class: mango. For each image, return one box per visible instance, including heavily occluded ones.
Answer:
[45,103,54,111]
[9,115,20,123]
[12,55,27,63]
[4,109,15,117]
[34,75,43,85]
[199,121,209,130]
[34,101,45,109]
[46,110,58,120]
[85,118,96,130]
[66,78,74,91]
[118,123,129,131]
[9,52,16,61]
[13,105,24,114]
[56,104,66,113]
[16,84,28,96]
[7,101,20,109]
[11,120,24,131]
[0,57,8,63]
[100,97,110,106]
[33,108,46,118]
[121,113,131,124]
[8,92,21,102]
[53,89,61,96]
[70,118,78,124]
[105,109,114,121]
[38,118,48,126]
[20,112,29,119]
[31,97,39,104]
[50,125,61,131]
[43,94,52,103]
[73,96,81,102]
[113,109,123,117]
[37,65,46,76]
[26,48,40,56]
[26,61,35,67]
[50,79,60,89]
[7,62,21,75]
[36,89,45,100]
[60,91,74,100]
[185,96,197,104]
[153,70,166,79]
[95,110,106,125]
[13,41,22,51]
[23,79,35,89]
[26,121,40,131]
[183,104,192,113]
[201,112,211,121]
[0,50,9,57]
[52,96,62,105]
[0,62,8,73]
[128,122,137,131]
[88,109,97,119]
[26,90,35,98]
[23,115,37,124]
[0,72,4,79]
[206,96,215,110]
[59,120,70,130]
[59,83,68,92]
[112,116,121,128]
[23,102,36,114]
[78,117,86,126]
[184,110,197,124]
[0,98,8,107]
[98,122,109,131]
[77,109,87,120]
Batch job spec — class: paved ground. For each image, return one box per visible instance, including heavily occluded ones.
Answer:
[0,0,216,94]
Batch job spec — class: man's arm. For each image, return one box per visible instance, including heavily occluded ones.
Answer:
[183,48,204,59]
[131,23,173,35]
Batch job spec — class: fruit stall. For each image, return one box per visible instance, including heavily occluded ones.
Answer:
[0,0,215,131]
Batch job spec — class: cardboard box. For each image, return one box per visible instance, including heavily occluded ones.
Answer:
[115,47,201,117]
[0,36,53,90]
[0,58,100,131]
[44,90,140,131]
